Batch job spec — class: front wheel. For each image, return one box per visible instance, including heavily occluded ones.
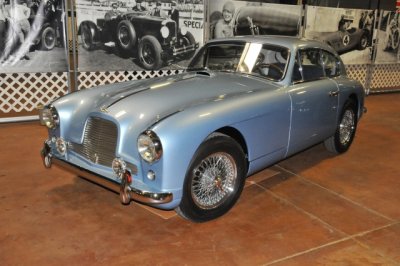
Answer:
[176,133,247,222]
[324,99,358,154]
[40,26,56,50]
[138,35,162,70]
[81,22,96,51]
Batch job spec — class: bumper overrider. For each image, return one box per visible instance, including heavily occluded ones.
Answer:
[172,42,199,57]
[41,140,173,206]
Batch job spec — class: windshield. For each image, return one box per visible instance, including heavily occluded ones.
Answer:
[188,42,290,81]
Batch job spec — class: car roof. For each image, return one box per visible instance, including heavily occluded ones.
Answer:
[206,35,337,55]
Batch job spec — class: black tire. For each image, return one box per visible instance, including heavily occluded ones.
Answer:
[40,26,56,51]
[392,29,400,50]
[81,22,96,51]
[116,20,136,51]
[180,31,196,59]
[324,99,358,154]
[357,34,368,50]
[176,133,247,222]
[138,35,162,70]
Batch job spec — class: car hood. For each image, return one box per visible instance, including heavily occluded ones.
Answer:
[54,71,279,141]
[122,12,164,23]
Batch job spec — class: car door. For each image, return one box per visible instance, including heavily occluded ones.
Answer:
[287,48,340,156]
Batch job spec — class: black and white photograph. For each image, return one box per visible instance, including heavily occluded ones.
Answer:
[375,10,400,63]
[305,6,375,64]
[208,1,302,40]
[0,0,67,73]
[76,0,204,71]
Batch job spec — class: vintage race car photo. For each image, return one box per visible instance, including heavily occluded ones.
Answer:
[2,0,63,53]
[233,5,300,36]
[39,36,365,222]
[79,11,198,70]
[210,5,300,38]
[383,14,400,52]
[310,27,369,55]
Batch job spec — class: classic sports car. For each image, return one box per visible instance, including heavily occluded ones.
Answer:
[79,11,198,70]
[39,36,365,222]
[309,28,369,55]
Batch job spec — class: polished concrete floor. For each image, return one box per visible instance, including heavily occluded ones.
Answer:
[1,93,399,265]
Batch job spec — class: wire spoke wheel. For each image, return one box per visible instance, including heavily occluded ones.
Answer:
[142,42,155,65]
[191,152,237,209]
[324,99,358,154]
[177,133,246,222]
[339,109,355,146]
[118,26,130,47]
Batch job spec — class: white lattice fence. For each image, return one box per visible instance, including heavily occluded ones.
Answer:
[77,70,184,90]
[345,64,369,89]
[370,64,400,90]
[0,72,69,114]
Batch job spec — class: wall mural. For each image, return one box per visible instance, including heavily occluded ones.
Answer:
[0,0,67,73]
[75,0,204,71]
[208,1,302,40]
[375,10,400,63]
[305,6,375,65]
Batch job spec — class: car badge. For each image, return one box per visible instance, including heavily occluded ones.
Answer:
[100,106,109,113]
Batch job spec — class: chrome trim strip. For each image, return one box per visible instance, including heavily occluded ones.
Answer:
[41,144,173,205]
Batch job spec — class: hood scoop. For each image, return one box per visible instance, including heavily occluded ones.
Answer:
[195,70,213,77]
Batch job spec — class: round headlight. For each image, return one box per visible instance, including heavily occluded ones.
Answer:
[137,131,162,163]
[40,105,59,129]
[160,26,170,39]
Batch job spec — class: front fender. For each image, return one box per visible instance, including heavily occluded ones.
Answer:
[145,88,290,197]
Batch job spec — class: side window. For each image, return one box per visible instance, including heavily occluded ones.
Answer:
[293,49,326,83]
[321,50,341,78]
[251,45,289,81]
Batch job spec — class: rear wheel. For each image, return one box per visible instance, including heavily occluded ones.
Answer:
[176,133,246,222]
[357,34,368,50]
[324,99,357,154]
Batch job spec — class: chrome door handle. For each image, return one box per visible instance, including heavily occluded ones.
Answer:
[329,90,339,97]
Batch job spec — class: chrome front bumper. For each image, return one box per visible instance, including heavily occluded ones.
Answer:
[41,141,173,205]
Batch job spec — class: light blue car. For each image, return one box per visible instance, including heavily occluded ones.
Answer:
[40,36,365,222]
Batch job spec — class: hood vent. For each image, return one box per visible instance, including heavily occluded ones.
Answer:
[196,71,212,77]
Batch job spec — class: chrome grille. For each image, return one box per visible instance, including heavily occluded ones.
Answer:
[167,21,177,39]
[72,117,118,167]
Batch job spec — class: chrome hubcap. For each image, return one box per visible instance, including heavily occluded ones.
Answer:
[191,152,237,209]
[339,109,355,145]
[119,27,129,45]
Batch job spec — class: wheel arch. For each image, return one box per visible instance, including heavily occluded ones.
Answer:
[348,93,360,120]
[215,126,249,169]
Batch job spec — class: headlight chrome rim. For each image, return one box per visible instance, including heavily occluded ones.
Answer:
[39,105,59,129]
[160,26,170,39]
[137,130,163,163]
